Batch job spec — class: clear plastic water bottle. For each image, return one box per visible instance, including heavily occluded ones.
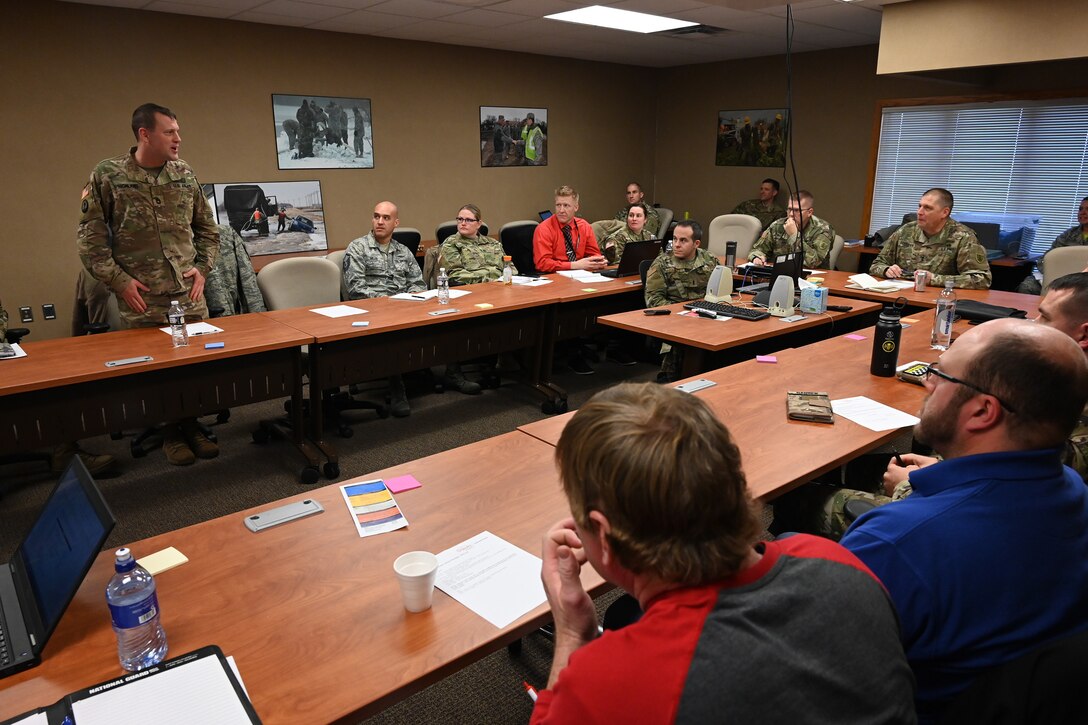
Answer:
[167,300,188,348]
[106,548,168,672]
[502,256,514,285]
[931,280,957,350]
[437,267,450,305]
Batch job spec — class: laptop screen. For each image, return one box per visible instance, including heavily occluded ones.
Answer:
[17,460,114,636]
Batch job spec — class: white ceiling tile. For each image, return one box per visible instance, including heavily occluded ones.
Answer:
[300,0,387,8]
[61,0,149,7]
[610,0,710,14]
[306,8,420,30]
[366,0,470,19]
[144,2,245,18]
[236,0,353,20]
[485,0,584,16]
[442,7,529,27]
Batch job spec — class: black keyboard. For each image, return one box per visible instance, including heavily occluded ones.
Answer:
[683,300,770,321]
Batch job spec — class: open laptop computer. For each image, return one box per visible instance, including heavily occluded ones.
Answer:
[0,457,115,679]
[600,238,663,278]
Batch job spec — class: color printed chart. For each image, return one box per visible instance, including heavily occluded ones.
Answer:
[339,478,408,538]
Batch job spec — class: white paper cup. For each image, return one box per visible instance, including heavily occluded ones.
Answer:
[394,551,438,613]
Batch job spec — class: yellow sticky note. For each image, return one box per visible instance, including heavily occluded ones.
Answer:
[138,547,189,576]
[902,317,921,324]
[581,287,598,292]
[475,303,494,309]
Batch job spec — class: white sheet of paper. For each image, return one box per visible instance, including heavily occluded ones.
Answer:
[9,712,47,725]
[311,304,368,318]
[391,289,472,301]
[557,270,613,283]
[70,655,253,725]
[831,396,920,431]
[1,343,27,359]
[847,273,914,292]
[158,322,224,336]
[435,531,546,629]
[512,276,551,286]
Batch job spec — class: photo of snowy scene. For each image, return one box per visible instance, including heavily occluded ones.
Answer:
[205,181,327,256]
[273,93,373,170]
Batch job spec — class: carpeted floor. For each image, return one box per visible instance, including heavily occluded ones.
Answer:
[0,357,656,723]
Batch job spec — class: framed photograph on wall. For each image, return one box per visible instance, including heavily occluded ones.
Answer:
[716,109,787,167]
[272,94,373,169]
[480,106,548,167]
[205,180,327,257]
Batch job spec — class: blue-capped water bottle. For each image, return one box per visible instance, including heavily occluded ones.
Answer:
[106,547,168,671]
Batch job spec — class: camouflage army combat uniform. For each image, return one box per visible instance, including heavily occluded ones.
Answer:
[615,205,661,237]
[749,215,835,269]
[600,226,653,265]
[731,198,786,231]
[645,247,719,378]
[1019,224,1088,294]
[77,147,220,328]
[870,219,991,289]
[439,233,514,284]
[342,232,424,299]
[205,225,266,316]
[0,299,7,338]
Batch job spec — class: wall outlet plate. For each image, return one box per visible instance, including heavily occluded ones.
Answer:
[42,304,56,320]
[18,306,32,323]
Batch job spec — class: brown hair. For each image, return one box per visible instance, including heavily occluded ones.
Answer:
[555,382,761,585]
[555,185,579,203]
[131,103,175,139]
[458,204,482,222]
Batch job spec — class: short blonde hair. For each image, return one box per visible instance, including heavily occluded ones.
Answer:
[555,185,579,203]
[556,383,760,585]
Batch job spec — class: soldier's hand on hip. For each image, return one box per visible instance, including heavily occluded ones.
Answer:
[184,267,206,301]
[120,279,150,313]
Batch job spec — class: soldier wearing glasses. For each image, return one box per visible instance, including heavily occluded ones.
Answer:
[747,190,835,269]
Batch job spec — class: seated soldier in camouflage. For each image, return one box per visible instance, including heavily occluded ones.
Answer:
[869,187,992,289]
[731,178,786,232]
[645,220,718,382]
[747,190,835,269]
[343,200,424,417]
[816,271,1088,540]
[601,202,654,265]
[437,204,514,395]
[614,182,661,237]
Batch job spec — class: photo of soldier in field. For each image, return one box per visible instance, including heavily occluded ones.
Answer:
[480,106,548,167]
[717,108,787,167]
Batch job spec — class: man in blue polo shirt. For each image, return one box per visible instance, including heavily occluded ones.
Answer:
[841,318,1088,722]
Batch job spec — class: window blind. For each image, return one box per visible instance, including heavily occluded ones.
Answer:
[869,99,1088,255]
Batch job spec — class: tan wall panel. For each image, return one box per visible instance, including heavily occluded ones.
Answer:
[0,1,656,339]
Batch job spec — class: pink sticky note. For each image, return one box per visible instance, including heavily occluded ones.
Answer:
[845,334,866,341]
[756,355,777,363]
[385,475,422,493]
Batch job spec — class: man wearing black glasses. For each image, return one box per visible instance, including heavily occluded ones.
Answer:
[746,190,835,269]
[839,317,1088,722]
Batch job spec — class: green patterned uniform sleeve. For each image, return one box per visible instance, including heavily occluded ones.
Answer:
[644,256,669,307]
[1063,405,1088,484]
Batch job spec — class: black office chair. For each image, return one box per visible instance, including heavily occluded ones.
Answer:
[939,628,1088,724]
[500,220,539,276]
[639,258,653,289]
[392,228,422,257]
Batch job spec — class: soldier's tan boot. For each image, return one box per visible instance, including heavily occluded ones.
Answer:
[50,442,118,476]
[162,424,196,466]
[181,419,219,459]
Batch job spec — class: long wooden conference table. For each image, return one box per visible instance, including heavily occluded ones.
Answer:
[0,431,606,724]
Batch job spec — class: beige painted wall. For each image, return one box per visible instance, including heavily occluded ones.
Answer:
[879,0,1088,75]
[653,45,1088,250]
[1,1,656,339]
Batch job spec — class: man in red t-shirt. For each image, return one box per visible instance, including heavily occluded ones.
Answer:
[530,383,915,724]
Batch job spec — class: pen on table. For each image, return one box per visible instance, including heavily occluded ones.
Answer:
[523,680,538,702]
[892,448,905,467]
[409,294,427,300]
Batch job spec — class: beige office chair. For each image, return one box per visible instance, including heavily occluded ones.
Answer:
[256,257,385,447]
[828,234,845,270]
[1042,246,1088,289]
[707,214,762,261]
[654,207,674,240]
[325,250,348,300]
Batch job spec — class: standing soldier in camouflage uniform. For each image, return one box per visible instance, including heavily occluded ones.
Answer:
[601,203,654,264]
[437,204,514,395]
[748,190,836,269]
[645,220,718,381]
[870,188,991,289]
[204,224,266,317]
[77,103,220,466]
[731,178,786,231]
[614,182,661,237]
[343,201,424,417]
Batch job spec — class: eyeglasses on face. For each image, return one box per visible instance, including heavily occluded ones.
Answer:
[923,363,1018,414]
[786,207,812,214]
[456,217,479,224]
